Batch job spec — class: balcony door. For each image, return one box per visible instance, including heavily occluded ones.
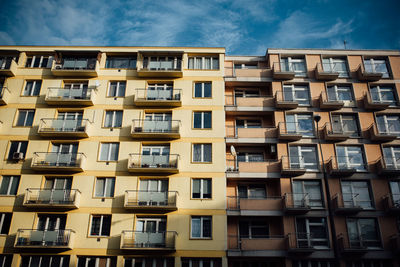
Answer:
[347,218,381,248]
[289,146,318,170]
[238,184,266,199]
[331,114,359,136]
[376,115,400,135]
[283,85,310,105]
[280,57,306,76]
[295,218,329,249]
[383,146,400,169]
[139,179,168,206]
[37,214,67,246]
[43,177,72,203]
[142,146,170,167]
[341,181,373,209]
[336,146,365,171]
[135,217,166,247]
[144,113,172,133]
[51,143,78,166]
[292,180,323,208]
[147,84,173,100]
[285,114,313,136]
[56,112,83,131]
[63,82,88,99]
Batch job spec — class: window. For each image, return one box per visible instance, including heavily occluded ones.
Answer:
[383,146,400,169]
[234,89,260,98]
[188,56,219,70]
[370,85,397,106]
[193,111,212,129]
[0,255,12,267]
[346,218,381,248]
[237,152,264,162]
[293,260,333,267]
[331,114,359,136]
[376,114,400,135]
[236,119,261,129]
[322,58,349,77]
[0,175,20,195]
[283,84,310,105]
[0,213,11,234]
[341,181,373,209]
[106,56,137,69]
[285,114,314,136]
[0,56,16,69]
[280,57,306,77]
[95,177,115,197]
[192,179,211,199]
[234,63,258,69]
[143,56,181,70]
[363,58,389,78]
[21,256,70,267]
[104,110,123,127]
[289,146,318,170]
[99,143,119,161]
[194,82,212,98]
[389,181,400,207]
[16,110,35,126]
[124,258,174,267]
[192,144,212,163]
[292,180,323,208]
[336,146,366,171]
[326,85,354,105]
[7,141,28,160]
[23,80,41,96]
[182,258,221,267]
[78,257,116,267]
[238,184,266,199]
[146,83,175,100]
[295,217,329,248]
[345,260,392,267]
[108,81,126,97]
[25,55,53,68]
[191,216,212,238]
[90,215,112,236]
[239,220,269,238]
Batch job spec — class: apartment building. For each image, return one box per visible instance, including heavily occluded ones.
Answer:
[0,46,227,266]
[225,49,400,267]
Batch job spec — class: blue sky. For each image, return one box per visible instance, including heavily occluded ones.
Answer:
[0,0,399,55]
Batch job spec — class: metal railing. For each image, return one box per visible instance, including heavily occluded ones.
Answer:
[287,232,329,249]
[226,125,277,138]
[46,87,94,100]
[284,193,310,209]
[25,188,80,205]
[278,122,314,136]
[226,159,280,172]
[125,190,177,208]
[142,59,182,71]
[368,88,398,105]
[228,234,286,250]
[131,119,180,134]
[320,90,346,104]
[338,233,382,249]
[281,156,318,171]
[39,119,90,133]
[380,156,400,170]
[316,62,348,77]
[384,194,400,209]
[275,91,310,105]
[362,62,388,76]
[328,156,367,171]
[323,122,355,136]
[273,61,306,74]
[135,88,181,101]
[333,193,372,209]
[227,196,283,211]
[15,229,75,247]
[121,230,177,249]
[374,122,400,136]
[128,153,179,169]
[54,58,97,70]
[32,152,86,168]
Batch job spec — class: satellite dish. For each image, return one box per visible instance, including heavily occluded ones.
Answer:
[230,146,237,157]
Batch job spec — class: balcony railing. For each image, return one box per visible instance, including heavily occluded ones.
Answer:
[278,122,313,140]
[131,119,180,139]
[228,235,287,251]
[283,193,312,214]
[314,62,341,80]
[120,230,177,250]
[338,233,382,254]
[0,87,10,105]
[138,58,183,77]
[24,188,81,208]
[224,66,270,79]
[0,58,18,76]
[134,88,182,106]
[31,152,86,172]
[376,156,400,175]
[319,91,344,110]
[128,153,179,173]
[45,87,95,106]
[280,156,312,176]
[287,233,329,253]
[272,62,299,79]
[52,58,98,77]
[124,190,177,210]
[383,194,400,213]
[363,91,391,110]
[224,94,274,108]
[274,91,299,109]
[368,123,398,141]
[15,229,75,249]
[322,122,351,141]
[227,196,283,213]
[357,63,386,81]
[332,193,370,214]
[38,119,91,137]
[226,126,277,140]
[326,156,367,176]
[226,159,281,174]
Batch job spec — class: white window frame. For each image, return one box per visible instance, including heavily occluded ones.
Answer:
[364,58,389,78]
[25,55,53,68]
[289,146,318,170]
[192,144,212,163]
[191,216,212,238]
[192,178,212,199]
[383,146,400,169]
[194,82,212,98]
[95,177,115,198]
[336,146,366,170]
[331,114,359,136]
[108,81,126,97]
[193,111,212,129]
[283,84,310,105]
[0,175,20,195]
[322,58,349,77]
[89,215,111,237]
[21,255,69,267]
[341,181,373,209]
[16,109,35,126]
[280,57,306,76]
[376,114,400,135]
[292,180,323,208]
[99,143,119,161]
[370,85,397,106]
[188,56,219,70]
[295,217,329,249]
[326,84,354,106]
[104,110,123,128]
[285,114,314,136]
[23,80,41,96]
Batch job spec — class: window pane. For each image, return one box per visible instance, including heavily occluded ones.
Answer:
[204,112,211,128]
[110,143,119,161]
[204,83,212,97]
[203,179,211,198]
[95,178,105,197]
[100,143,110,161]
[90,216,101,235]
[193,145,201,162]
[193,113,202,128]
[26,111,34,126]
[105,178,115,197]
[194,83,202,98]
[203,217,212,237]
[104,112,112,127]
[191,218,201,237]
[115,111,123,127]
[9,176,19,195]
[193,179,200,198]
[0,177,10,195]
[101,216,111,236]
[203,144,212,162]
[109,83,117,96]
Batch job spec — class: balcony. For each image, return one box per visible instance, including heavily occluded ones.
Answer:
[226,126,277,143]
[225,95,274,113]
[272,62,296,79]
[375,157,400,175]
[332,193,365,214]
[363,91,390,110]
[23,188,81,209]
[131,119,180,139]
[15,229,75,249]
[280,156,307,177]
[314,63,340,80]
[227,196,283,216]
[274,91,298,109]
[228,235,287,256]
[225,66,270,81]
[319,91,344,110]
[124,190,177,211]
[368,123,398,141]
[383,194,400,214]
[31,152,86,172]
[322,122,351,141]
[286,233,328,254]
[283,193,311,214]
[137,57,182,78]
[0,87,10,105]
[120,230,176,250]
[226,159,281,178]
[38,119,91,138]
[128,153,179,173]
[278,122,310,141]
[0,58,18,76]
[338,234,382,255]
[51,58,99,77]
[45,87,95,106]
[326,156,366,176]
[134,88,181,107]
[356,63,384,81]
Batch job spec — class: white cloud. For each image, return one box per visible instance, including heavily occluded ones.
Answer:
[0,31,15,45]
